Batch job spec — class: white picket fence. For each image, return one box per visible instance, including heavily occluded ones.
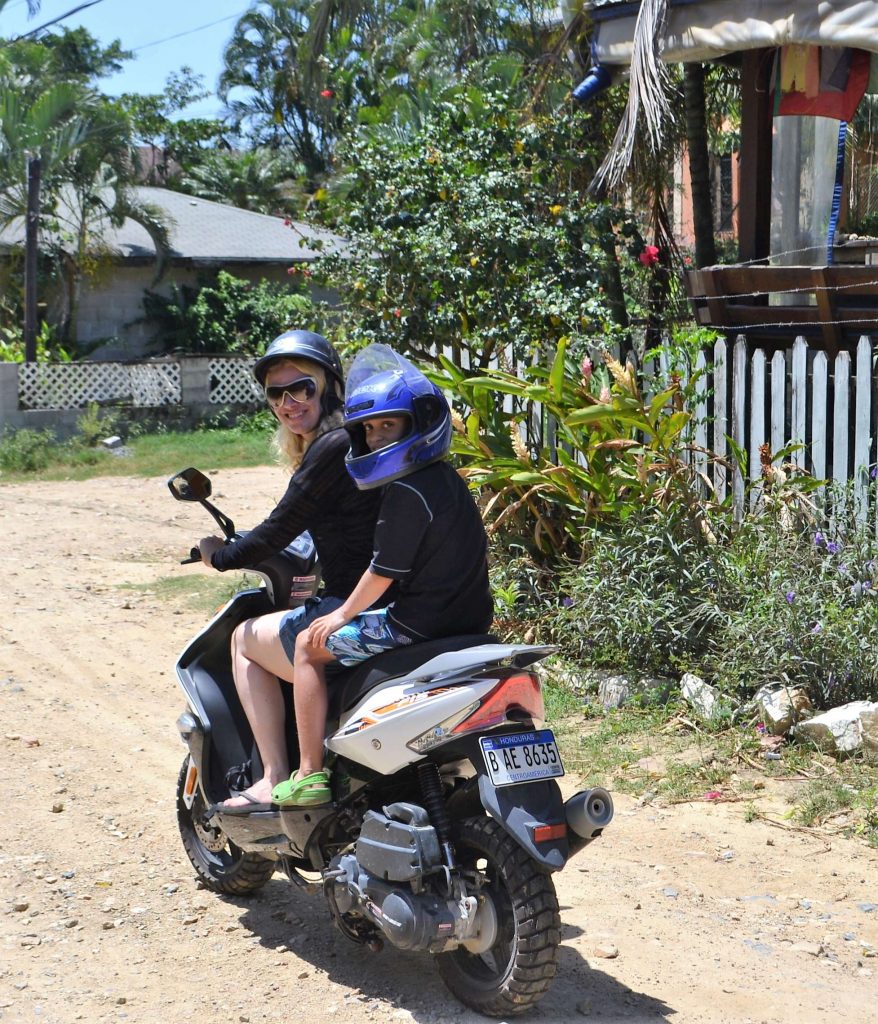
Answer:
[686,334,876,522]
[6,337,877,526]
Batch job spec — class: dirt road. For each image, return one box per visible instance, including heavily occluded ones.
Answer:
[1,469,876,1024]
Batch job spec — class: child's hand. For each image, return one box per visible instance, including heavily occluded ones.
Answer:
[306,609,351,648]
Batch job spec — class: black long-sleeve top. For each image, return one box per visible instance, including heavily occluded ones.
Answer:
[210,428,381,599]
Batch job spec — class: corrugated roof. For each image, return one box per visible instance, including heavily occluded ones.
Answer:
[0,186,348,263]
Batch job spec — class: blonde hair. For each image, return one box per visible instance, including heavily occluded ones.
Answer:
[266,357,345,472]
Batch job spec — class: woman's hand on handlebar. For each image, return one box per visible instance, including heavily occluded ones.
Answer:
[198,535,224,567]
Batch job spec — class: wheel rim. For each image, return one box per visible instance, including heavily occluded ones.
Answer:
[447,851,517,989]
[183,790,247,872]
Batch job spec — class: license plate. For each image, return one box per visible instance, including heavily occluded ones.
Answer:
[480,729,564,787]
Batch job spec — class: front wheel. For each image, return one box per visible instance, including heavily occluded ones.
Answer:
[436,817,561,1017]
[175,758,275,895]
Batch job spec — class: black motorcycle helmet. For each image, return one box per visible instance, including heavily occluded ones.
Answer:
[253,329,344,414]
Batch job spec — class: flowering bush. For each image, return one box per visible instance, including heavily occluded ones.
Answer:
[512,501,878,706]
[429,338,719,561]
[316,84,653,367]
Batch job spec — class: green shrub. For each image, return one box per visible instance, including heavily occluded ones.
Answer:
[496,497,878,707]
[76,401,120,447]
[142,271,327,355]
[319,83,647,368]
[711,513,878,706]
[546,505,728,676]
[0,427,57,472]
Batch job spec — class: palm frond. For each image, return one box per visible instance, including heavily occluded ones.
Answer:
[592,0,671,193]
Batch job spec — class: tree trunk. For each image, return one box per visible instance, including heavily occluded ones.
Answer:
[24,156,41,362]
[683,62,717,268]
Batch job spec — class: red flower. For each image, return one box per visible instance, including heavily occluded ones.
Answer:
[283,217,292,227]
[320,89,334,99]
[394,308,402,318]
[639,244,660,267]
[286,266,298,275]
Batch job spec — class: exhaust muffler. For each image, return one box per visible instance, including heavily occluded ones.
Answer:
[565,787,614,854]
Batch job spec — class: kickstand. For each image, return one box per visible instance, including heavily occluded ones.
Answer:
[280,856,322,895]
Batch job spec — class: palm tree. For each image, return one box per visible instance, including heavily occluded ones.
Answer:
[0,1,41,17]
[219,0,329,185]
[179,148,301,214]
[51,160,171,346]
[0,79,90,223]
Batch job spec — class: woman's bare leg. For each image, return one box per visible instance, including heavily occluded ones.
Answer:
[221,611,298,808]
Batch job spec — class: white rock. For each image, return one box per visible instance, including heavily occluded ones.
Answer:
[754,682,814,736]
[861,706,878,762]
[598,674,671,709]
[100,436,123,449]
[680,673,723,720]
[793,701,878,756]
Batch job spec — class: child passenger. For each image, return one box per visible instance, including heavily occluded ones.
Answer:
[270,344,494,807]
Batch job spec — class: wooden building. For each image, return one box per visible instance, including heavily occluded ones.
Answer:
[578,0,878,355]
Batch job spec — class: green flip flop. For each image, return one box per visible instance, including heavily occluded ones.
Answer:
[272,770,332,807]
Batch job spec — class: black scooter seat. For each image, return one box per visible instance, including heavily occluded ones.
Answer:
[327,633,496,721]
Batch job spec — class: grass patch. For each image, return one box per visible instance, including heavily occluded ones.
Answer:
[120,571,263,615]
[543,677,584,722]
[787,764,878,846]
[547,680,878,846]
[0,428,270,483]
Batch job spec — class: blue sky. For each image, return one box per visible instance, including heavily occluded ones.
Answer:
[1,0,249,117]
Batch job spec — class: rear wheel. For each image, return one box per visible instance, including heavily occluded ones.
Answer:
[176,759,275,895]
[436,817,561,1017]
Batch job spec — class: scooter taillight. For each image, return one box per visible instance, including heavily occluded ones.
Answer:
[450,673,545,736]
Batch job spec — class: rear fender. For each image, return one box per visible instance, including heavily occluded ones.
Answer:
[477,774,568,871]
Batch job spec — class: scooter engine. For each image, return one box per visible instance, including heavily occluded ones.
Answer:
[327,804,497,954]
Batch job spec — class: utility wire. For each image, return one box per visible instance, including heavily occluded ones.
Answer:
[13,0,104,39]
[131,10,242,53]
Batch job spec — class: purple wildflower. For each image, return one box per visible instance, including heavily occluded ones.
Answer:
[561,596,574,608]
[814,532,825,547]
[871,465,877,480]
[826,541,840,555]
[785,591,795,604]
[811,622,822,634]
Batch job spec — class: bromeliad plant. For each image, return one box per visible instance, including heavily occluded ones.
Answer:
[432,338,721,562]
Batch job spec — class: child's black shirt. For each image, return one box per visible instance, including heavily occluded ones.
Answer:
[370,461,493,639]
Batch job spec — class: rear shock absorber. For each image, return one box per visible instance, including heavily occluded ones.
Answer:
[417,761,455,869]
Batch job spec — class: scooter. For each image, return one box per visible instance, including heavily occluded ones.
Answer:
[168,467,613,1017]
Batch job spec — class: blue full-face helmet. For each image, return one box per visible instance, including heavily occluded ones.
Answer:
[343,345,451,490]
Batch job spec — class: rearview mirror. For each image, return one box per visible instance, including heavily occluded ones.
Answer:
[167,468,212,502]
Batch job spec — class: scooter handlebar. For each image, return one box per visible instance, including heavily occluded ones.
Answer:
[180,546,201,565]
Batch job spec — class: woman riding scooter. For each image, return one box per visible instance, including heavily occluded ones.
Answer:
[198,329,381,812]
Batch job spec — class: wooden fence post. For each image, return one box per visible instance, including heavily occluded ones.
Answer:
[854,335,872,522]
[790,337,807,471]
[713,337,728,502]
[749,347,766,508]
[732,336,747,518]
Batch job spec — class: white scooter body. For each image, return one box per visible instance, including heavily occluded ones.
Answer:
[329,644,549,775]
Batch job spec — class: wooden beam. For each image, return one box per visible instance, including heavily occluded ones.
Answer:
[738,50,774,264]
[810,267,841,359]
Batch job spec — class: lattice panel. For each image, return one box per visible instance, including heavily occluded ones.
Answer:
[129,363,181,406]
[209,358,262,404]
[18,362,181,410]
